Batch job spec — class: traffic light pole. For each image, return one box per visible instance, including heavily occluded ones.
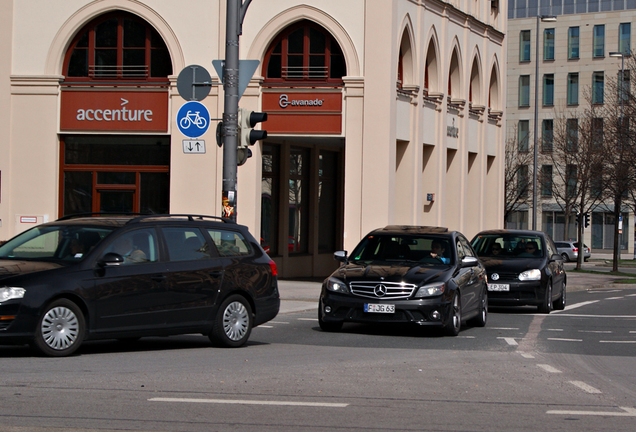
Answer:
[221,0,251,221]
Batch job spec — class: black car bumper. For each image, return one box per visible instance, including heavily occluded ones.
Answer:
[319,290,453,327]
[487,280,546,306]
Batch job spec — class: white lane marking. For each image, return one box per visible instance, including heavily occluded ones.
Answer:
[630,331,636,334]
[298,318,318,321]
[579,330,612,334]
[547,328,564,332]
[548,407,636,417]
[600,340,636,344]
[560,300,599,312]
[606,297,624,300]
[547,314,636,318]
[569,381,602,394]
[258,325,274,328]
[518,352,535,359]
[458,336,475,339]
[627,294,636,297]
[537,364,562,373]
[497,337,518,346]
[547,338,582,342]
[588,290,623,293]
[489,327,520,330]
[149,397,349,408]
[269,321,290,324]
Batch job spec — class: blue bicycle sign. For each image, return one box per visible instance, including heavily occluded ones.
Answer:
[177,101,210,138]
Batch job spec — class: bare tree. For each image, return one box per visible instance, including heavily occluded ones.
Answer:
[548,98,606,269]
[597,55,636,271]
[504,124,534,225]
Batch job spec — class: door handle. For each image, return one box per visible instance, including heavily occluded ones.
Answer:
[151,275,167,282]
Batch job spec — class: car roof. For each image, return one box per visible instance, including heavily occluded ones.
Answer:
[45,214,238,229]
[372,225,452,235]
[474,229,546,237]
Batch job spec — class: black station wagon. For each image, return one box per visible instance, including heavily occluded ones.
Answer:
[0,214,279,356]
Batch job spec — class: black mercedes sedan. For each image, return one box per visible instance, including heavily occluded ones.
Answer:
[471,229,566,313]
[319,226,488,336]
[0,214,279,356]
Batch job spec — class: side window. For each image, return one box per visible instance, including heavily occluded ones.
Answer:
[456,240,466,260]
[103,228,158,264]
[208,229,252,257]
[459,235,475,258]
[162,227,211,262]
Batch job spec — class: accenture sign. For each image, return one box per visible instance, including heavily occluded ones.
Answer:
[60,90,168,132]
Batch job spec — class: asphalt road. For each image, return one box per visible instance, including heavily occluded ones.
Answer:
[0,271,635,432]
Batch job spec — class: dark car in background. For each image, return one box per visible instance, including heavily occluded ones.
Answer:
[0,214,279,357]
[554,241,591,262]
[319,226,488,336]
[471,230,566,313]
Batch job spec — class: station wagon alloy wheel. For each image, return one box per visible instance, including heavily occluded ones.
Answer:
[224,300,249,341]
[211,295,253,348]
[34,299,86,357]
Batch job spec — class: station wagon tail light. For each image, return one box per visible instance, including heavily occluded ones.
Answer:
[518,269,541,281]
[0,287,26,302]
[269,260,278,277]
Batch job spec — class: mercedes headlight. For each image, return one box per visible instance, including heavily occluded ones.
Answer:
[518,269,542,281]
[414,282,446,298]
[325,277,350,294]
[0,287,26,302]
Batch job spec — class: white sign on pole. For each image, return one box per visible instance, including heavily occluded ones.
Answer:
[182,140,206,154]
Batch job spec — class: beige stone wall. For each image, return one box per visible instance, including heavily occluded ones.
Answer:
[1,0,507,264]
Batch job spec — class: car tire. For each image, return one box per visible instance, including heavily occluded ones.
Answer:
[554,279,566,311]
[318,308,343,332]
[469,288,488,327]
[33,299,85,357]
[561,253,570,262]
[538,282,553,314]
[443,292,461,336]
[209,295,253,348]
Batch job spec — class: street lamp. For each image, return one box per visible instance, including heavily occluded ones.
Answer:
[532,15,557,231]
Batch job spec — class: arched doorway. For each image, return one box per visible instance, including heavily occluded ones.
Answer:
[260,20,346,277]
[59,11,172,217]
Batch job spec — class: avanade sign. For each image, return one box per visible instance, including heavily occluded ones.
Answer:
[60,90,168,132]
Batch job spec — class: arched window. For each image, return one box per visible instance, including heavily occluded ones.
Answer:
[63,12,172,83]
[264,20,346,85]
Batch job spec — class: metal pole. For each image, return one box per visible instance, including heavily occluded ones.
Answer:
[222,0,241,221]
[532,15,540,231]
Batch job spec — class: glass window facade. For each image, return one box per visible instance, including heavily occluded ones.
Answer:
[544,28,555,60]
[592,71,604,104]
[520,30,531,62]
[519,75,530,106]
[568,27,580,59]
[542,119,554,152]
[518,120,530,152]
[509,0,636,18]
[619,23,631,54]
[543,74,554,106]
[567,73,579,105]
[593,25,605,57]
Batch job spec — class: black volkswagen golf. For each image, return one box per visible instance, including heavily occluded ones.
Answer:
[319,226,488,336]
[0,214,279,356]
[471,229,566,313]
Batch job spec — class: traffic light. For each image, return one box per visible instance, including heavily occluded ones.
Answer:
[584,213,590,228]
[237,108,267,166]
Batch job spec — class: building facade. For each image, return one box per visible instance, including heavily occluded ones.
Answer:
[0,0,507,278]
[507,0,636,255]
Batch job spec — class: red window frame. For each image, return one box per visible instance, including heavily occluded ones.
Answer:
[62,12,171,85]
[263,20,345,86]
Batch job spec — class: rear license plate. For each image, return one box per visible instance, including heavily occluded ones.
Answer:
[488,283,510,292]
[364,303,395,313]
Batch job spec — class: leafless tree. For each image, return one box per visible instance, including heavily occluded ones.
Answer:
[504,124,534,225]
[547,97,606,269]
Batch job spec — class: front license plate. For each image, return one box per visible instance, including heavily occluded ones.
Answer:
[364,303,395,313]
[488,283,510,292]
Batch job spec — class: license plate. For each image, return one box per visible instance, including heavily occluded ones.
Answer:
[488,283,510,292]
[364,303,395,313]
